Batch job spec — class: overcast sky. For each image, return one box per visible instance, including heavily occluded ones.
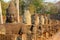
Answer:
[4,0,11,2]
[44,0,60,2]
[4,0,60,2]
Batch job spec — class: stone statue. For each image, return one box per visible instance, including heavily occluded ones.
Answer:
[23,10,31,25]
[6,1,18,23]
[41,15,45,25]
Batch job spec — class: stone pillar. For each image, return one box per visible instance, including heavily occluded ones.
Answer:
[32,25,38,40]
[0,26,6,34]
[22,25,28,40]
[11,0,20,23]
[22,34,27,40]
[15,0,20,23]
[41,15,44,25]
[0,1,3,24]
[23,10,31,25]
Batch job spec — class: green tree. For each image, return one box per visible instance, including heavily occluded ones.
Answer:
[30,0,44,13]
[19,0,44,15]
[44,3,58,14]
[1,0,9,16]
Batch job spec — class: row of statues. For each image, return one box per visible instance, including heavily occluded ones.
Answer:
[0,1,60,40]
[0,0,49,26]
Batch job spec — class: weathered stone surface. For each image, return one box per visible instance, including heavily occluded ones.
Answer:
[23,10,31,25]
[47,32,60,40]
[22,34,27,40]
[6,1,18,23]
[34,14,39,25]
[0,26,6,34]
[0,23,26,34]
[15,0,20,23]
[40,15,45,25]
[0,34,20,40]
[31,14,39,25]
[0,1,3,24]
[1,13,60,40]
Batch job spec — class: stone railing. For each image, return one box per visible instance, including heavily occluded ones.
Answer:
[0,23,60,40]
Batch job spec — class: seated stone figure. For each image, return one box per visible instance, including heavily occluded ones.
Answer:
[6,1,17,23]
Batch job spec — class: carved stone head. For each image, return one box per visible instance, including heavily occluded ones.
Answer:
[6,1,17,23]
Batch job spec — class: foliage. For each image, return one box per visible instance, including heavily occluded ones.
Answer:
[29,0,44,13]
[1,1,9,16]
[45,3,58,14]
[1,0,58,16]
[19,0,44,15]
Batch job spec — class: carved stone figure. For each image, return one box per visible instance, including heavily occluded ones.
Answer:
[6,1,18,23]
[23,10,31,25]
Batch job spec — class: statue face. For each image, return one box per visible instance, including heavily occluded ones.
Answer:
[10,14,14,22]
[6,1,17,23]
[7,14,15,22]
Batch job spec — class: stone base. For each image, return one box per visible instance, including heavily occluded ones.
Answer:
[0,34,21,40]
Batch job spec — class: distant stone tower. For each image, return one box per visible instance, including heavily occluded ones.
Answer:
[6,1,18,23]
[0,1,3,24]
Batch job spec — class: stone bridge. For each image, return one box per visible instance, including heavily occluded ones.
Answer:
[0,23,60,40]
[0,23,27,34]
[0,23,32,40]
